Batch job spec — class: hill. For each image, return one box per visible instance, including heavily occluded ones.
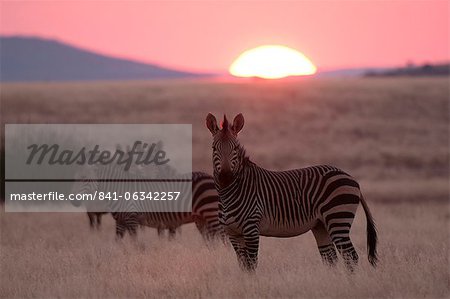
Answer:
[0,36,210,82]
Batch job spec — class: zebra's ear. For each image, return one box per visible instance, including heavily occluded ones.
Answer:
[206,113,219,135]
[232,113,244,135]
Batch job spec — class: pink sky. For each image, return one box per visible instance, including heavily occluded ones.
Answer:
[1,1,448,73]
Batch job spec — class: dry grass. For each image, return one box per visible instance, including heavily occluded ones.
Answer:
[0,202,448,298]
[1,77,449,298]
[2,77,448,202]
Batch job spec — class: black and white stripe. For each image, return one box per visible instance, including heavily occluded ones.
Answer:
[206,113,378,271]
[72,169,108,230]
[72,165,224,241]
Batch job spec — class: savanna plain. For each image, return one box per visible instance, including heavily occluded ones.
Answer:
[1,77,449,298]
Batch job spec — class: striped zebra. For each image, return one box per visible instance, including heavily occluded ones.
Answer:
[206,113,378,271]
[71,141,165,232]
[72,165,224,241]
[72,170,109,230]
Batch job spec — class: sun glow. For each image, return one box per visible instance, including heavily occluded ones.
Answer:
[229,45,316,79]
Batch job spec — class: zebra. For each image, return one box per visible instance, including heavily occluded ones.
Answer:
[71,142,173,234]
[86,212,108,230]
[72,164,224,242]
[205,113,378,271]
[71,169,109,230]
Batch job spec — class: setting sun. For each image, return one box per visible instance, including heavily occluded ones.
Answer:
[229,45,317,79]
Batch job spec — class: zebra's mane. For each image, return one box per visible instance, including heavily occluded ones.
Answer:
[237,142,254,167]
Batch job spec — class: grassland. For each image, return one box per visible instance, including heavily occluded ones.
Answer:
[1,77,449,298]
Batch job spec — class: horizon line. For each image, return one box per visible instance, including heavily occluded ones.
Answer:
[1,34,448,76]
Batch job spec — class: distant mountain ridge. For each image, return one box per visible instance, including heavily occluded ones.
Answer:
[316,68,390,78]
[364,63,450,77]
[317,63,449,78]
[0,36,210,82]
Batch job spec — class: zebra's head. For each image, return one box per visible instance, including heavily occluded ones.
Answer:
[70,166,99,207]
[206,113,245,188]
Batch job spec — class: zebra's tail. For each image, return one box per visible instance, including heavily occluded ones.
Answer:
[360,193,378,267]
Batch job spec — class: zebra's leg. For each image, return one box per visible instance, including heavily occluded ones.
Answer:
[115,222,126,240]
[198,226,210,242]
[194,217,218,244]
[323,197,359,271]
[311,221,338,266]
[96,213,102,230]
[333,237,359,272]
[157,227,165,238]
[112,213,127,240]
[194,218,208,240]
[125,213,140,240]
[243,232,259,272]
[327,220,359,271]
[127,225,138,239]
[168,228,177,240]
[228,235,249,271]
[87,212,95,229]
[208,224,227,244]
